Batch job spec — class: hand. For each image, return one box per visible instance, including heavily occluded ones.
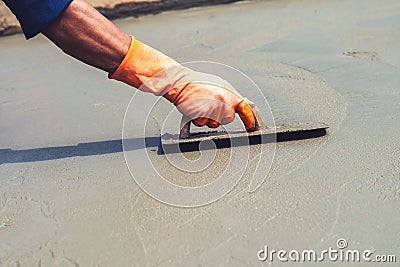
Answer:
[163,70,256,130]
[109,36,256,131]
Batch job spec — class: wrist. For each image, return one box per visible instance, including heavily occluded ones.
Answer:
[109,36,180,92]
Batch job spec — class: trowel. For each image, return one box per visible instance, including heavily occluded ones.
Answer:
[161,100,328,154]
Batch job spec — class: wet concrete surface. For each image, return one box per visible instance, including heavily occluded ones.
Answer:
[1,0,400,265]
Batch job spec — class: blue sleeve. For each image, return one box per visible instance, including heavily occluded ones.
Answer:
[3,0,73,39]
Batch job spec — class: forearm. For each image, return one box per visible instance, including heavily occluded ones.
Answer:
[39,0,255,129]
[42,0,130,73]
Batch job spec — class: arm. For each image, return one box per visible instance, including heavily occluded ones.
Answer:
[41,0,256,130]
[5,0,255,130]
[42,0,130,73]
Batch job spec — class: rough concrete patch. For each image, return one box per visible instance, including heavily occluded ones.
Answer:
[0,2,20,36]
[342,51,380,61]
[98,0,247,19]
[0,0,248,37]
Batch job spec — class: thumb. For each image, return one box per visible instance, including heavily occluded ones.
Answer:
[236,101,256,132]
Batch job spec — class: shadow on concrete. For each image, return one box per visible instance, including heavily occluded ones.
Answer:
[0,137,160,165]
[1,127,328,164]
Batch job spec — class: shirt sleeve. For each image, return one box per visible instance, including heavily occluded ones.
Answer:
[3,0,73,39]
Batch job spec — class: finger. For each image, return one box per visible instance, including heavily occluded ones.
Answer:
[192,117,208,127]
[236,101,256,131]
[206,119,220,128]
[220,109,235,125]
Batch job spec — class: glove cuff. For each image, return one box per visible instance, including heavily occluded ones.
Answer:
[108,36,182,98]
[108,36,141,88]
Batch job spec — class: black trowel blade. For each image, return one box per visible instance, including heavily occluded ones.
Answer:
[160,122,328,154]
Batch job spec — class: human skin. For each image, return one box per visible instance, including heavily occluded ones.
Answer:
[42,0,130,73]
[41,0,256,130]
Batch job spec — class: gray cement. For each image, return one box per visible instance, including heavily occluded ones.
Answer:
[1,0,400,266]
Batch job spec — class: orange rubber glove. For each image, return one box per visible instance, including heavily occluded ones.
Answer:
[109,36,256,131]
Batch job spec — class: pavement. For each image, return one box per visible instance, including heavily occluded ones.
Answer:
[0,0,399,266]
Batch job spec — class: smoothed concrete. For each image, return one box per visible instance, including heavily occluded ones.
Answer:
[1,0,399,266]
